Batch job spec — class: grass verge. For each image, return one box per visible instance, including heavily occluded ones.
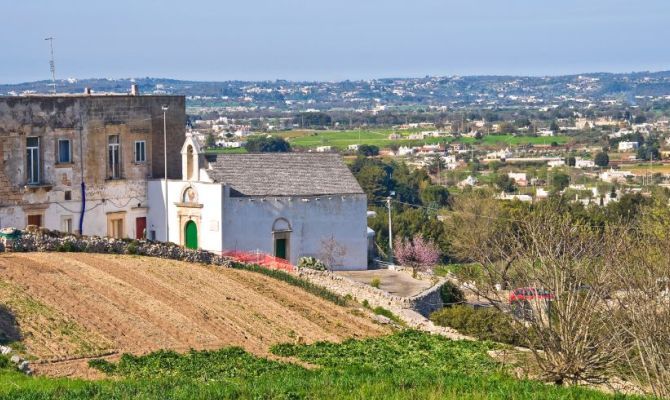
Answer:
[1,331,641,399]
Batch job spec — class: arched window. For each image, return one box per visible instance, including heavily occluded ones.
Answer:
[182,186,197,203]
[186,145,194,180]
[272,217,291,232]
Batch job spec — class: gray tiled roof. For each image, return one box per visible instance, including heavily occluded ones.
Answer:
[208,153,365,197]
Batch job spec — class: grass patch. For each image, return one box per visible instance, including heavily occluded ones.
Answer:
[204,147,248,154]
[0,331,645,399]
[275,129,570,150]
[371,306,404,325]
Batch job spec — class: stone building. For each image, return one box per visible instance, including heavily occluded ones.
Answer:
[147,135,369,270]
[0,89,185,238]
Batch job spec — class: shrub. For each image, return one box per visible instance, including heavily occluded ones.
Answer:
[430,305,526,347]
[297,256,327,271]
[88,358,117,374]
[126,241,139,255]
[439,281,465,306]
[372,306,403,325]
[0,355,13,371]
[370,277,381,288]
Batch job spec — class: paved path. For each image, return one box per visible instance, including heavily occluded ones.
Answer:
[335,269,433,297]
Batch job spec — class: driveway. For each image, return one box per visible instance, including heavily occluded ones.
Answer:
[335,269,433,297]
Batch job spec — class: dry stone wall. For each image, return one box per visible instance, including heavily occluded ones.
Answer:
[298,268,471,340]
[0,228,232,266]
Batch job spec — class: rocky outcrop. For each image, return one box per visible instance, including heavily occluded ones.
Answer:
[1,345,31,375]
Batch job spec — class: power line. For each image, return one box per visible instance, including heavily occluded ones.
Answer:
[372,197,645,231]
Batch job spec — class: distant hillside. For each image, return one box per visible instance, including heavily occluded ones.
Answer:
[2,71,670,111]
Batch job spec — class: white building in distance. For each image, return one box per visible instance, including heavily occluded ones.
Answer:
[618,141,639,152]
[147,136,369,270]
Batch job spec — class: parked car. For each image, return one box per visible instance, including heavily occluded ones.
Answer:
[509,287,554,303]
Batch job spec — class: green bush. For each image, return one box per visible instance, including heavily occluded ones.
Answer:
[430,305,526,347]
[88,358,117,374]
[57,241,78,253]
[370,277,381,288]
[297,256,326,271]
[126,241,139,255]
[372,306,403,325]
[0,355,13,371]
[439,281,465,306]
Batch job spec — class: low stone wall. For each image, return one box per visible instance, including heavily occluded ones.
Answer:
[297,268,444,317]
[298,268,470,340]
[0,228,233,266]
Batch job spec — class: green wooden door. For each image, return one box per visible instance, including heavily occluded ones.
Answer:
[185,221,198,249]
[275,238,287,259]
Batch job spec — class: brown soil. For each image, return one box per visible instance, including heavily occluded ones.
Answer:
[0,253,389,377]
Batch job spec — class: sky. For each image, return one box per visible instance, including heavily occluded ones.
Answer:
[2,0,670,83]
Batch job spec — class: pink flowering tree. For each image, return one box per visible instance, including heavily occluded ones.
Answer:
[393,235,441,276]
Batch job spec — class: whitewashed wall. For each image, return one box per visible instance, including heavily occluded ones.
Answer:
[0,180,147,238]
[147,180,224,252]
[222,193,368,270]
[148,180,368,270]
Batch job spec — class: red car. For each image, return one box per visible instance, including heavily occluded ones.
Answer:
[509,287,554,303]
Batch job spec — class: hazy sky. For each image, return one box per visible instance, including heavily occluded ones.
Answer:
[2,0,670,83]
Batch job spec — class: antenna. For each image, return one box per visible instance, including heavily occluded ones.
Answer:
[44,36,56,94]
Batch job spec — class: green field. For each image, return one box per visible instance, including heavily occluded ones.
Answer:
[0,331,640,399]
[276,129,570,150]
[204,146,248,154]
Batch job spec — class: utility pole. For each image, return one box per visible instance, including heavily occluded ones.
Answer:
[162,105,170,242]
[387,196,393,264]
[44,37,56,94]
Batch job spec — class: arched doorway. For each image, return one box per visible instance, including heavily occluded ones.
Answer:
[185,220,198,249]
[272,218,291,261]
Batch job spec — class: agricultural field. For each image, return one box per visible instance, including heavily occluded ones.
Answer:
[0,253,388,377]
[0,331,641,399]
[624,163,670,175]
[274,129,570,150]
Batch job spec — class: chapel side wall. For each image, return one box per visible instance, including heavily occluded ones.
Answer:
[221,193,368,270]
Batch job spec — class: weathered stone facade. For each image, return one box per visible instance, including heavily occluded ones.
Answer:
[0,93,185,237]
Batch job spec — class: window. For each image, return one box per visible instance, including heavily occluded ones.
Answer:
[108,135,120,179]
[58,139,71,163]
[62,217,73,234]
[26,137,40,184]
[27,214,42,227]
[64,190,72,201]
[134,140,146,163]
[107,212,126,239]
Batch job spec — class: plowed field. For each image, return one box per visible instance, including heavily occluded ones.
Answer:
[0,253,388,377]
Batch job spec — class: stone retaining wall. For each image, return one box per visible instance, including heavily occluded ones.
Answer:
[0,228,233,266]
[297,269,444,317]
[298,268,471,340]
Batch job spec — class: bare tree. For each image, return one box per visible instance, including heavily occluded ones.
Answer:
[319,235,346,270]
[446,190,522,289]
[448,196,627,386]
[611,211,670,398]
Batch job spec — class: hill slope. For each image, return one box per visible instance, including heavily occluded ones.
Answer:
[0,253,388,376]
